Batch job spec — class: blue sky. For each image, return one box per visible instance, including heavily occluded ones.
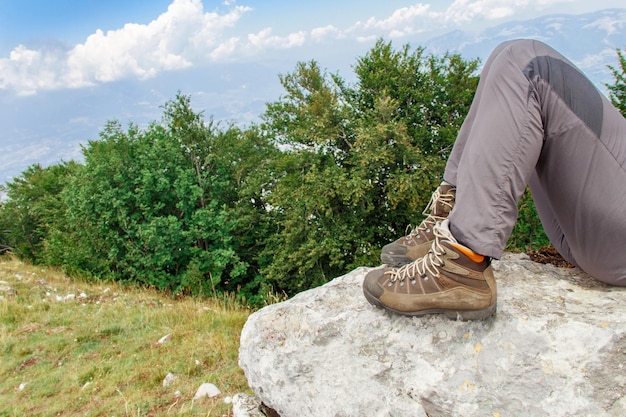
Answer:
[1,0,621,94]
[0,1,172,49]
[0,0,623,184]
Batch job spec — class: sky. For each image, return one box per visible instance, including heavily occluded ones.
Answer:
[0,0,624,184]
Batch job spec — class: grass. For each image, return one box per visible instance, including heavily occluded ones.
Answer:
[0,257,253,416]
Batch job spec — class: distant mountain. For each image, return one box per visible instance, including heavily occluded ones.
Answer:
[423,8,626,90]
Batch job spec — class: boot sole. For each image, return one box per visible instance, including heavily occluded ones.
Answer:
[363,286,497,321]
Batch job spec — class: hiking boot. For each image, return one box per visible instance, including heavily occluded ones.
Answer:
[364,219,497,320]
[381,184,456,267]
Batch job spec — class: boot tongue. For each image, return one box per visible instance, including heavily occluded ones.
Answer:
[436,219,457,243]
[439,184,455,195]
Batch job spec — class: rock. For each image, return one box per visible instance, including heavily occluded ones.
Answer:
[232,393,265,417]
[239,253,626,417]
[0,284,14,295]
[156,334,172,345]
[162,372,178,387]
[193,383,221,399]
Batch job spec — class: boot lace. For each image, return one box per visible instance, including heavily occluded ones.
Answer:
[405,187,455,244]
[386,221,451,284]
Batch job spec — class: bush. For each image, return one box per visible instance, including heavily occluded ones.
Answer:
[4,39,587,301]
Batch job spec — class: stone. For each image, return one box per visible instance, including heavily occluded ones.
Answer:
[162,372,178,387]
[0,284,14,296]
[156,334,172,345]
[193,382,221,400]
[232,393,265,417]
[239,253,626,417]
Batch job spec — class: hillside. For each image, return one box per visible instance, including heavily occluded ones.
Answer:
[0,257,251,416]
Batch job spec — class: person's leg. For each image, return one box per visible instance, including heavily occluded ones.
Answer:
[446,39,626,285]
[529,79,626,285]
[444,39,547,259]
[378,41,518,268]
[444,40,519,184]
[364,39,626,320]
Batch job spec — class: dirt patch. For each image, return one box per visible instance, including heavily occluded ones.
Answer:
[17,356,39,372]
[527,245,575,268]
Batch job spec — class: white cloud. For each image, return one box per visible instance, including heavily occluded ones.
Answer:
[247,28,307,49]
[209,37,241,60]
[0,0,253,95]
[311,25,342,42]
[438,0,602,24]
[0,0,614,95]
[575,47,619,71]
[442,0,525,23]
[584,16,626,35]
[64,0,254,83]
[359,0,599,39]
[363,4,431,31]
[0,46,67,95]
[307,0,565,43]
[361,4,432,37]
[355,35,379,43]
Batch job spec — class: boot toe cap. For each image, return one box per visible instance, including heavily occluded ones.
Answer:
[363,268,386,300]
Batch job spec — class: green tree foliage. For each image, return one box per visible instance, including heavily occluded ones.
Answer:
[607,48,626,117]
[0,186,7,254]
[260,39,480,294]
[0,162,78,261]
[1,39,576,301]
[42,94,277,299]
[507,188,549,251]
[353,41,479,158]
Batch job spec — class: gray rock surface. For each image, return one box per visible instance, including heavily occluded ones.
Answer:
[232,393,265,417]
[239,254,626,417]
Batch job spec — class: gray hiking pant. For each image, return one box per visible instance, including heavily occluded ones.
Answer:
[444,39,626,286]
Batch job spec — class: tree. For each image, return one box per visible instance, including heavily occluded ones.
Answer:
[260,40,480,295]
[43,94,273,297]
[352,40,479,158]
[607,48,626,117]
[0,40,562,300]
[0,184,12,255]
[0,162,78,262]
